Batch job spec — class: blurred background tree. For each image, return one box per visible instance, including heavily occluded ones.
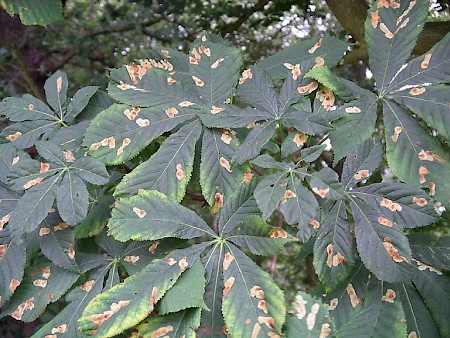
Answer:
[0,1,448,336]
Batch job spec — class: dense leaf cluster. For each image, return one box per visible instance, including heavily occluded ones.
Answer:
[0,1,449,337]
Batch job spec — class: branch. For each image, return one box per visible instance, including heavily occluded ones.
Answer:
[220,0,270,36]
[326,0,450,64]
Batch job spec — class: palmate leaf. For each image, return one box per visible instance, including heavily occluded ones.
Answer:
[83,103,195,165]
[7,141,109,236]
[114,119,201,200]
[199,128,244,209]
[226,215,295,256]
[365,0,428,94]
[350,197,412,283]
[0,72,97,149]
[221,243,285,337]
[285,291,334,338]
[0,257,79,322]
[131,308,201,338]
[0,0,63,26]
[79,244,207,337]
[258,35,349,79]
[411,260,450,337]
[0,229,26,307]
[314,200,354,291]
[398,283,440,338]
[409,234,450,271]
[383,100,450,208]
[107,190,215,242]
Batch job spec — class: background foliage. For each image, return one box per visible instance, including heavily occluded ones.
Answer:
[0,1,449,337]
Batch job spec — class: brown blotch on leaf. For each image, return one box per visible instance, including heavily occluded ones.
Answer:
[328,298,338,310]
[136,118,150,127]
[63,150,75,163]
[281,189,297,204]
[0,214,12,230]
[221,132,232,144]
[165,106,179,118]
[379,22,394,39]
[314,57,325,68]
[212,193,224,213]
[33,279,47,288]
[124,107,140,120]
[223,277,235,299]
[428,181,436,196]
[51,324,68,334]
[307,303,320,330]
[408,332,418,338]
[149,241,160,254]
[320,323,331,338]
[165,257,177,265]
[167,77,176,85]
[219,157,232,173]
[192,75,205,87]
[149,286,158,306]
[23,177,44,190]
[293,294,307,319]
[308,219,320,229]
[391,126,403,142]
[409,87,426,96]
[421,53,432,69]
[383,237,408,263]
[179,101,194,107]
[380,198,402,211]
[132,207,147,218]
[332,252,346,266]
[418,166,428,184]
[382,289,396,303]
[211,106,225,114]
[268,227,288,239]
[68,244,75,260]
[117,138,131,156]
[291,64,301,80]
[326,244,334,268]
[11,297,35,320]
[377,0,400,9]
[211,57,225,69]
[293,132,308,147]
[11,156,20,166]
[56,77,63,93]
[42,267,51,279]
[258,316,275,329]
[54,222,68,231]
[378,216,394,227]
[0,244,8,259]
[371,10,381,28]
[39,227,51,236]
[81,280,95,292]
[150,325,174,338]
[124,255,140,263]
[418,149,446,162]
[346,283,361,308]
[354,169,370,180]
[223,252,234,271]
[308,38,322,53]
[178,257,188,269]
[245,318,251,324]
[317,88,335,110]
[251,322,261,338]
[345,106,361,113]
[258,299,268,314]
[250,285,265,299]
[40,162,50,173]
[28,103,34,110]
[176,163,185,181]
[412,197,427,207]
[89,300,131,329]
[6,131,22,142]
[312,187,330,198]
[239,68,253,84]
[242,171,253,183]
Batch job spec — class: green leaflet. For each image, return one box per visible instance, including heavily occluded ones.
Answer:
[114,119,201,200]
[350,197,412,283]
[199,128,244,209]
[314,201,354,291]
[285,291,334,338]
[365,0,428,94]
[107,190,215,242]
[383,100,450,209]
[79,244,207,337]
[83,103,195,165]
[409,234,450,271]
[131,308,201,338]
[157,260,207,315]
[39,226,79,272]
[0,257,79,322]
[221,243,285,337]
[0,0,63,26]
[226,215,296,256]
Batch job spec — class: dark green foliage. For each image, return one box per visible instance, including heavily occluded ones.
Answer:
[0,2,449,337]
